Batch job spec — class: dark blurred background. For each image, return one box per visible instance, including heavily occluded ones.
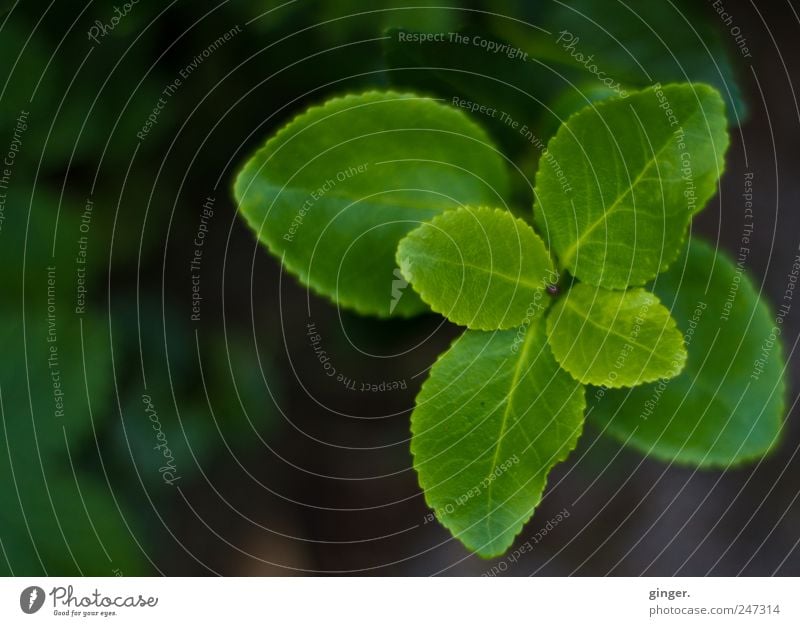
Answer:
[0,0,798,575]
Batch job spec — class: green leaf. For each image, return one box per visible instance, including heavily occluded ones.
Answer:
[589,237,786,466]
[534,83,729,289]
[396,207,556,330]
[546,283,687,388]
[411,321,585,557]
[234,91,509,317]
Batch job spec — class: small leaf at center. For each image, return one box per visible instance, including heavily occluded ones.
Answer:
[397,206,556,330]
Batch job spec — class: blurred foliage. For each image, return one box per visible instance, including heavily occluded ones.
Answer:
[487,0,747,122]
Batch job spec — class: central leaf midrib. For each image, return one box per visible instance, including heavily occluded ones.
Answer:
[407,249,547,293]
[482,328,538,542]
[250,177,471,214]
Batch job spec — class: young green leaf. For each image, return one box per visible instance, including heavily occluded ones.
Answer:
[234,91,509,317]
[396,206,556,330]
[411,322,586,557]
[534,83,729,289]
[589,237,785,467]
[546,283,687,388]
